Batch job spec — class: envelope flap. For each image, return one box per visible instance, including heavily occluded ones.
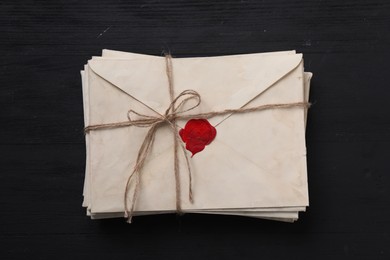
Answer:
[88,58,170,114]
[88,53,303,125]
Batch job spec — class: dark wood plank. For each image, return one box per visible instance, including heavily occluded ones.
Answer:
[1,0,389,259]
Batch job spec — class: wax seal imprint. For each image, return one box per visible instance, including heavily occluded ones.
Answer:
[179,119,217,157]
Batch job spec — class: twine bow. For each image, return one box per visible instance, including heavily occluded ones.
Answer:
[122,88,201,223]
[84,54,311,223]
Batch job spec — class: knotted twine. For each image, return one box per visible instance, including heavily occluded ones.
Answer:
[84,54,311,223]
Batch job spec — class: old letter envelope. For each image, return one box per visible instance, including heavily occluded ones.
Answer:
[81,50,312,222]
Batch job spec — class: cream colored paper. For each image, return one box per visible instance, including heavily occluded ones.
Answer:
[81,50,312,222]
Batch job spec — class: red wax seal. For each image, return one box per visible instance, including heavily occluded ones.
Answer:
[179,119,217,157]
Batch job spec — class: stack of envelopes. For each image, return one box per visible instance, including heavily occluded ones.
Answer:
[81,49,312,223]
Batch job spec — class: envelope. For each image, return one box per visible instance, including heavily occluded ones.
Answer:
[81,50,312,222]
[87,50,312,222]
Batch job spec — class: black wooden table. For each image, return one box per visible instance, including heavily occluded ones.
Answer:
[1,1,389,259]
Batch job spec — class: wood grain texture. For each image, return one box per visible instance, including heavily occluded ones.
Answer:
[1,0,389,259]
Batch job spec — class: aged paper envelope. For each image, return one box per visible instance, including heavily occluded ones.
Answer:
[84,50,311,221]
[84,49,307,221]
